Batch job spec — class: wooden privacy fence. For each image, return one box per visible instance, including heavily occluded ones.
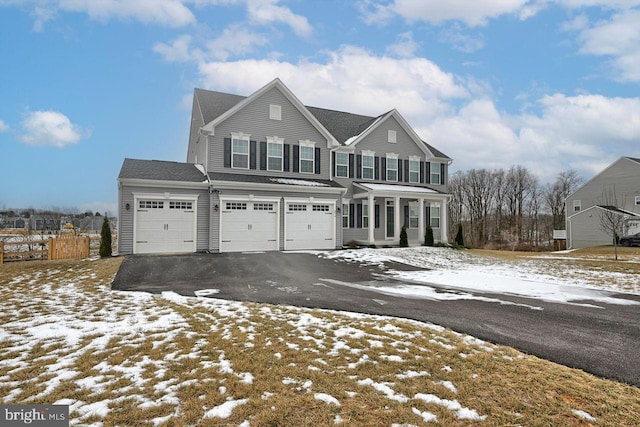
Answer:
[0,233,117,264]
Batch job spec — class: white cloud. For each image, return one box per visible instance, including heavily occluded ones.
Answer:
[0,119,9,132]
[19,110,89,148]
[246,0,312,37]
[438,23,485,52]
[196,45,468,119]
[385,31,420,58]
[153,34,198,62]
[205,23,270,60]
[575,8,640,82]
[2,0,196,29]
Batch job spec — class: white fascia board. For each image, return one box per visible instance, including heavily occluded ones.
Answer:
[201,78,338,148]
[352,182,450,200]
[119,178,209,190]
[210,179,347,195]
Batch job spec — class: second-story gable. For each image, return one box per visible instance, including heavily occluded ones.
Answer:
[196,79,337,180]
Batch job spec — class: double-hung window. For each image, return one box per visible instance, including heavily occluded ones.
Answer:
[409,203,419,228]
[336,152,348,177]
[267,137,283,172]
[299,141,315,173]
[386,154,398,182]
[231,134,249,169]
[635,196,640,206]
[362,203,369,228]
[573,200,581,212]
[431,161,441,184]
[342,203,349,228]
[409,158,420,183]
[362,152,374,180]
[431,205,441,228]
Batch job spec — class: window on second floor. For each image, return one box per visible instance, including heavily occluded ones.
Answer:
[299,142,315,174]
[232,134,249,169]
[573,200,581,212]
[635,196,640,206]
[409,158,420,183]
[386,154,398,182]
[431,161,441,185]
[267,138,283,172]
[336,152,349,178]
[362,153,374,180]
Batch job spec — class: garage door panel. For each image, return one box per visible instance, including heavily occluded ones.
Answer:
[220,201,278,252]
[285,203,335,250]
[134,199,196,254]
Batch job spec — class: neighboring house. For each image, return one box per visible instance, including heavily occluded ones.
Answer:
[566,156,640,248]
[118,78,452,254]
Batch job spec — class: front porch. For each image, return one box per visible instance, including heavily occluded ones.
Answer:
[343,183,450,246]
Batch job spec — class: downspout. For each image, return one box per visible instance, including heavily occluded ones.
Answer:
[194,163,213,253]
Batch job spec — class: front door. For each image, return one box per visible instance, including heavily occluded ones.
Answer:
[386,200,394,239]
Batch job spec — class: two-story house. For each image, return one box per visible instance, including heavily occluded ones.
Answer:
[566,156,640,248]
[118,78,452,254]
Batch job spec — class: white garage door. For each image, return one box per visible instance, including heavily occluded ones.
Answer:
[220,200,279,252]
[285,201,335,250]
[135,199,196,254]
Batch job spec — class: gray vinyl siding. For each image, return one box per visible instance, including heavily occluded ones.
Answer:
[187,96,206,164]
[333,116,448,192]
[209,87,331,179]
[569,208,617,248]
[209,189,342,252]
[566,157,640,217]
[118,184,210,254]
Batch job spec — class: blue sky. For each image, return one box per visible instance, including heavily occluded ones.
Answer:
[1,0,639,215]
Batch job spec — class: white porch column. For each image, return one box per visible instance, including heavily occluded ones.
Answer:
[394,196,401,242]
[418,198,425,245]
[441,198,449,243]
[368,193,375,244]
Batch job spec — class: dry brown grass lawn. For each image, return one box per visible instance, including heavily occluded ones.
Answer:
[0,256,638,426]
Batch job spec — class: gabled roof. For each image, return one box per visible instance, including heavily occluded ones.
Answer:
[568,204,639,220]
[118,158,207,183]
[625,156,640,164]
[566,156,640,200]
[192,80,450,160]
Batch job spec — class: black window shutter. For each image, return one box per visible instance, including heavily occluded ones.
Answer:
[349,203,355,228]
[375,204,380,228]
[374,157,380,180]
[426,162,431,184]
[356,155,362,179]
[223,138,231,168]
[332,152,336,176]
[440,163,446,185]
[404,160,410,182]
[356,204,363,228]
[259,141,267,170]
[404,205,409,228]
[420,161,425,183]
[381,157,386,181]
[426,206,431,227]
[398,159,403,182]
[249,140,257,170]
[315,147,321,174]
[293,145,299,173]
[349,154,355,178]
[284,144,290,172]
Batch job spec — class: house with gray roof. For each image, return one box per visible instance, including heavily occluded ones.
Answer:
[566,156,640,248]
[118,78,452,254]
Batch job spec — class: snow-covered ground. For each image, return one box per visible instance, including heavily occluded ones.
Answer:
[320,247,640,309]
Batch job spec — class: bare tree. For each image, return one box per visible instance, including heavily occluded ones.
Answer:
[598,188,627,261]
[545,170,582,230]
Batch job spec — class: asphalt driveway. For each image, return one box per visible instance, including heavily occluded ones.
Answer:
[111,251,640,387]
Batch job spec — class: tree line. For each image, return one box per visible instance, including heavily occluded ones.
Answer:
[448,167,582,249]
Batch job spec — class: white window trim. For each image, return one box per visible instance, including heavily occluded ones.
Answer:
[231,132,250,170]
[388,130,396,143]
[299,140,316,174]
[335,151,349,178]
[361,150,375,180]
[409,156,421,183]
[573,200,581,212]
[267,136,284,172]
[386,153,399,182]
[269,104,281,120]
[431,161,441,185]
